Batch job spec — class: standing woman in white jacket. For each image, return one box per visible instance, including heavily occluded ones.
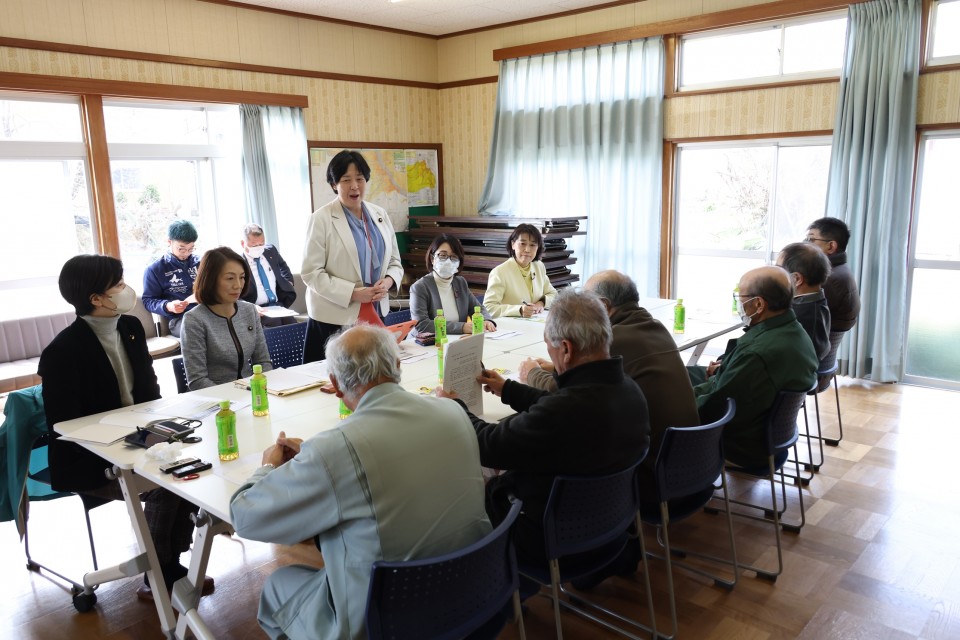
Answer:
[301,150,404,362]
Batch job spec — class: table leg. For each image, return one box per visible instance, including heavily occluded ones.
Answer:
[173,509,231,640]
[115,467,178,638]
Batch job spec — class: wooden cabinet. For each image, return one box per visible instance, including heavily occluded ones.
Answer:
[404,216,586,295]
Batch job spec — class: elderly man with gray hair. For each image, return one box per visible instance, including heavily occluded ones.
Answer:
[440,288,650,580]
[230,324,490,640]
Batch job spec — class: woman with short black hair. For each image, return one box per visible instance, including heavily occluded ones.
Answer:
[483,223,557,318]
[300,150,404,362]
[38,254,212,601]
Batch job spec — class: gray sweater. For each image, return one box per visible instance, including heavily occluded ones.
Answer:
[181,301,272,390]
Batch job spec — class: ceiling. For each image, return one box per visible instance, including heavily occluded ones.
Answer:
[226,0,627,37]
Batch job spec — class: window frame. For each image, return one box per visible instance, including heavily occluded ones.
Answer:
[671,135,833,296]
[926,0,960,67]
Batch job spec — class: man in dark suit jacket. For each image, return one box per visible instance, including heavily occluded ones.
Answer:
[240,223,298,327]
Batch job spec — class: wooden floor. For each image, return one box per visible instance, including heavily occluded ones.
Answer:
[3,378,959,639]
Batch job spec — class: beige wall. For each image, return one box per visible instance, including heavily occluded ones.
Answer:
[2,0,959,218]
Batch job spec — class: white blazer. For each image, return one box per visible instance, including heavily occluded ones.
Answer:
[301,198,404,325]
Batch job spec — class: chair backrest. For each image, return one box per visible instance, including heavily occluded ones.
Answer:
[475,293,484,304]
[814,330,845,390]
[542,457,645,560]
[264,322,307,369]
[365,499,522,640]
[171,357,189,394]
[128,296,159,340]
[654,398,735,503]
[765,388,814,454]
[383,308,411,326]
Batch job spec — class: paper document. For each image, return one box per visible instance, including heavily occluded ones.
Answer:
[235,368,327,396]
[442,332,484,415]
[98,411,163,428]
[59,423,132,446]
[398,342,434,364]
[142,395,223,419]
[486,330,523,341]
[261,307,299,318]
[295,360,329,380]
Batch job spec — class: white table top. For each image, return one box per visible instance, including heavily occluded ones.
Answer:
[52,309,740,524]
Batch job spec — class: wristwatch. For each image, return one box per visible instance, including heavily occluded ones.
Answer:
[261,463,275,472]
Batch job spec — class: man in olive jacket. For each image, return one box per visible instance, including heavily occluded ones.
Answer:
[689,266,818,468]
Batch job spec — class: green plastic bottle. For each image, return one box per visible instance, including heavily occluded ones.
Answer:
[251,364,269,417]
[673,299,686,335]
[215,400,239,461]
[437,338,445,386]
[434,309,447,344]
[338,398,352,421]
[472,306,484,335]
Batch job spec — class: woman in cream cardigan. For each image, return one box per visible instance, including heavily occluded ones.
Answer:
[301,150,403,362]
[483,223,557,318]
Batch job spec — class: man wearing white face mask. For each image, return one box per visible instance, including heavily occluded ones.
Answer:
[687,266,818,468]
[409,234,496,337]
[240,223,298,327]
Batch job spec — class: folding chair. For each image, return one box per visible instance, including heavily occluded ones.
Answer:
[720,386,814,582]
[518,457,656,640]
[264,322,307,369]
[640,398,738,640]
[366,499,526,640]
[171,357,189,394]
[383,309,411,326]
[1,385,108,612]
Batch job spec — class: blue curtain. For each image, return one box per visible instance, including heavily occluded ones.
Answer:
[240,105,311,265]
[478,38,664,295]
[824,0,920,381]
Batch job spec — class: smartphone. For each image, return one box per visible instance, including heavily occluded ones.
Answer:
[172,461,213,478]
[160,457,201,474]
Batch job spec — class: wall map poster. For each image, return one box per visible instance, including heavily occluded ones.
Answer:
[309,147,440,232]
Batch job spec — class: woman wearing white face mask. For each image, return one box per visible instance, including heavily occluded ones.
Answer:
[38,255,214,601]
[409,234,496,337]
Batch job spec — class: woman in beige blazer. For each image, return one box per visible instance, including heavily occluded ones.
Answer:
[483,223,558,318]
[301,150,403,362]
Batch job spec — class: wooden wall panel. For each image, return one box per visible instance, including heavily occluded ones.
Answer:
[438,83,498,216]
[82,0,171,55]
[352,29,403,80]
[918,70,960,125]
[400,35,438,84]
[0,0,87,44]
[236,8,301,68]
[164,0,242,63]
[297,21,356,74]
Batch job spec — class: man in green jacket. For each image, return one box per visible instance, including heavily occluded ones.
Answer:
[689,266,818,468]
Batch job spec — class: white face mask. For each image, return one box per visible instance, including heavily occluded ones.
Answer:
[434,259,459,279]
[736,296,759,327]
[247,245,266,259]
[108,285,138,315]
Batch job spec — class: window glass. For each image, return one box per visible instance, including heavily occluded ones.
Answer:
[104,103,213,145]
[674,140,831,316]
[931,0,960,60]
[913,137,960,262]
[681,28,781,87]
[0,96,83,141]
[782,17,847,74]
[905,269,960,383]
[680,13,846,90]
[105,102,243,282]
